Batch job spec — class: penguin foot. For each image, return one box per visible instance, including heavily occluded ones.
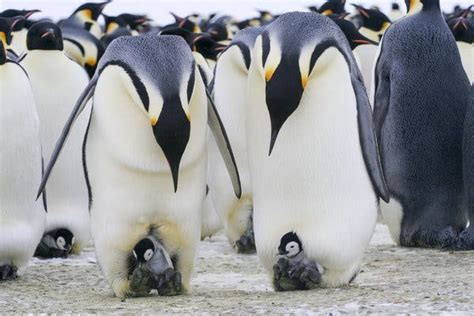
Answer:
[443,226,474,251]
[129,266,154,296]
[154,268,182,296]
[401,225,462,249]
[235,215,256,254]
[0,264,18,281]
[272,257,322,291]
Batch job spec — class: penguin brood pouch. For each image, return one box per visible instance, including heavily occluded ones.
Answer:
[37,34,241,298]
[374,0,472,249]
[245,12,388,291]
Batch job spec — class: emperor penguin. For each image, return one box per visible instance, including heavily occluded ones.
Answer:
[0,16,46,280]
[209,26,263,253]
[318,0,346,16]
[0,9,40,55]
[21,21,90,258]
[61,25,105,78]
[373,0,471,248]
[351,5,392,92]
[246,12,388,291]
[447,16,473,83]
[38,35,241,298]
[59,1,111,38]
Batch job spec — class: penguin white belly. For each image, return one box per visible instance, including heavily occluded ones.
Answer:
[200,187,223,239]
[354,44,378,93]
[21,52,91,253]
[247,48,377,286]
[10,29,28,54]
[0,63,45,269]
[209,46,253,245]
[86,67,207,297]
[458,42,473,84]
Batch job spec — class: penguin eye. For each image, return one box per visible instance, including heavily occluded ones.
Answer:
[144,249,154,261]
[57,236,66,249]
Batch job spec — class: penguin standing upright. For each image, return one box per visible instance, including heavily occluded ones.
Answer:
[21,21,90,258]
[0,9,40,55]
[0,16,46,280]
[246,12,388,291]
[209,26,263,253]
[447,14,473,83]
[38,35,241,298]
[373,0,471,248]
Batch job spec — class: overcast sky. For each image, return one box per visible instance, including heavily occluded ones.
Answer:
[2,0,471,25]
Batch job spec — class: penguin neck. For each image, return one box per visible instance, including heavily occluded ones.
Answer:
[421,0,440,13]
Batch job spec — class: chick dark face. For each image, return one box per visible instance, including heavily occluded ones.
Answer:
[278,232,302,258]
[27,21,63,51]
[54,228,75,252]
[133,238,155,263]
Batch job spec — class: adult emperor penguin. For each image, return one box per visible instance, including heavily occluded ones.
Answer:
[246,12,388,291]
[373,0,471,248]
[0,16,46,280]
[38,34,241,298]
[447,16,473,83]
[60,1,111,38]
[0,9,40,54]
[21,21,90,258]
[209,26,264,253]
[61,26,105,78]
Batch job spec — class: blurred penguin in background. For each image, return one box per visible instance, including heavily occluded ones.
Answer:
[21,21,91,258]
[0,9,40,55]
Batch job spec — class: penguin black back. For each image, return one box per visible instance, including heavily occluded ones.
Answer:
[27,21,63,51]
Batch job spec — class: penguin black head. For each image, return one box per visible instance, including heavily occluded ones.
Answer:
[206,23,232,42]
[352,4,391,33]
[278,232,302,258]
[102,14,128,34]
[73,1,111,21]
[0,9,40,31]
[318,0,346,16]
[448,17,473,44]
[330,15,378,50]
[54,228,75,251]
[193,34,226,61]
[170,12,201,33]
[0,16,24,59]
[117,13,151,31]
[27,21,63,51]
[133,238,155,263]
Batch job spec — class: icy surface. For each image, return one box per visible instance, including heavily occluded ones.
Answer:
[1,225,473,313]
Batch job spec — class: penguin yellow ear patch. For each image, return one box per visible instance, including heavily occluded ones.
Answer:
[322,10,334,16]
[301,75,308,89]
[0,32,6,46]
[86,58,97,67]
[81,9,93,21]
[265,67,276,82]
[150,116,158,126]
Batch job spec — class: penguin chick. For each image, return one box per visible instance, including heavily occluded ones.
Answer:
[278,232,302,258]
[129,236,181,296]
[35,228,75,258]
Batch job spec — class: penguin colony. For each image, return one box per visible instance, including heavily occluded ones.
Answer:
[0,0,472,298]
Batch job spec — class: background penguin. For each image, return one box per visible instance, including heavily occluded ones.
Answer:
[59,1,111,38]
[38,35,241,298]
[61,25,105,78]
[318,0,346,16]
[0,16,46,280]
[350,5,391,92]
[373,0,471,248]
[209,26,263,253]
[0,9,40,55]
[21,21,91,257]
[447,15,473,83]
[246,12,388,291]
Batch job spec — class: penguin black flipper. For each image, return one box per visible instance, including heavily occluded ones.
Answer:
[330,40,390,202]
[372,35,390,145]
[36,75,98,198]
[205,87,242,199]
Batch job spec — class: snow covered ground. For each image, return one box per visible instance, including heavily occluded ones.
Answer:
[1,225,473,313]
